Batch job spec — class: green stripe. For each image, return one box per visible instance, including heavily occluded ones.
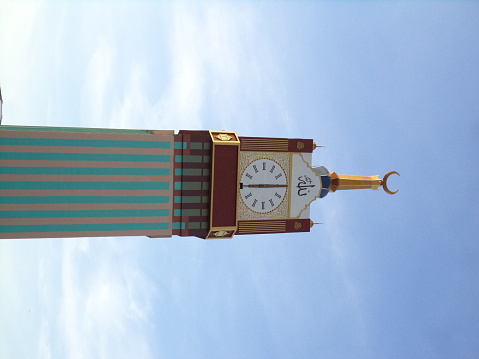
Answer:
[0,181,169,190]
[174,142,187,149]
[0,125,153,135]
[175,155,203,163]
[190,142,203,150]
[0,152,170,162]
[0,209,169,219]
[174,208,202,217]
[0,222,169,233]
[0,137,171,149]
[0,167,170,176]
[188,222,208,229]
[0,196,169,204]
[172,222,185,230]
[175,195,203,204]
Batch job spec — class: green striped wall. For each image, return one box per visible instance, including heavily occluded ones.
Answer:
[0,126,175,239]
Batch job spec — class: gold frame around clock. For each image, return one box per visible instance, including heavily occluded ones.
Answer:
[237,151,290,220]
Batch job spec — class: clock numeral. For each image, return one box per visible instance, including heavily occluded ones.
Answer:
[245,192,252,199]
[252,199,258,207]
[262,162,266,170]
[246,173,253,180]
[261,201,265,210]
[269,199,274,207]
[270,165,275,173]
[275,173,282,180]
[275,192,282,199]
[253,165,258,173]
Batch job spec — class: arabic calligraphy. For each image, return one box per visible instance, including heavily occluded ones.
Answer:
[297,175,315,196]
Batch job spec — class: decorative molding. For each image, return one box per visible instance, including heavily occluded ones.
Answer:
[240,138,289,152]
[238,220,286,234]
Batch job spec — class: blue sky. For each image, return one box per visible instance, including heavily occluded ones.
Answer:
[1,1,478,358]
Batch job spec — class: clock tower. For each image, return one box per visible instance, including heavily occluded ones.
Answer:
[0,126,398,240]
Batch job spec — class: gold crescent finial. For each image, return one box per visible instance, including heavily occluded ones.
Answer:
[381,171,400,195]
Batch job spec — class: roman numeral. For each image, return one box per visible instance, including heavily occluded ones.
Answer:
[246,173,253,180]
[275,192,282,198]
[262,162,266,170]
[275,173,282,180]
[253,165,258,173]
[269,199,274,207]
[252,199,257,207]
[270,165,275,173]
[245,192,252,199]
[261,201,265,210]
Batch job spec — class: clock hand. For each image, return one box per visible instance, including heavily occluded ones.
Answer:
[240,183,288,189]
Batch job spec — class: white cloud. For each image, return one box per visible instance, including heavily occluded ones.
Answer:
[58,239,157,359]
[99,2,290,133]
[83,39,116,127]
[38,323,52,359]
[0,1,49,124]
[0,1,45,88]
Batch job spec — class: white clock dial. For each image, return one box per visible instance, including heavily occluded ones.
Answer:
[239,158,287,213]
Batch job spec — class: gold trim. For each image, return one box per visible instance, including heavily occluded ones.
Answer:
[240,138,288,152]
[209,130,240,145]
[237,151,290,220]
[217,134,232,141]
[205,229,236,240]
[210,226,237,231]
[238,220,286,233]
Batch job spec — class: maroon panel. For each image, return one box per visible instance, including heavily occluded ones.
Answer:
[173,132,213,238]
[181,162,211,170]
[239,136,288,141]
[189,229,209,238]
[182,203,209,210]
[211,145,239,228]
[239,136,314,153]
[287,139,314,153]
[285,218,311,232]
[182,175,210,183]
[181,190,210,197]
[178,130,210,137]
[236,218,311,236]
[188,149,211,156]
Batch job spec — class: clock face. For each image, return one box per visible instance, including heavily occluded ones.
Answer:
[239,158,288,213]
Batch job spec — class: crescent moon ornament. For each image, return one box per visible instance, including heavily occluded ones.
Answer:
[382,171,400,195]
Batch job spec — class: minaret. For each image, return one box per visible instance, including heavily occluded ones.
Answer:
[313,164,399,197]
[329,171,400,194]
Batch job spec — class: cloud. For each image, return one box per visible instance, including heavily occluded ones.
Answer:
[83,39,115,127]
[58,238,157,359]
[92,2,290,133]
[0,1,49,125]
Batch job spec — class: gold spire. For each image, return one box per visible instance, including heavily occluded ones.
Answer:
[309,220,322,228]
[312,142,325,150]
[329,171,399,195]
